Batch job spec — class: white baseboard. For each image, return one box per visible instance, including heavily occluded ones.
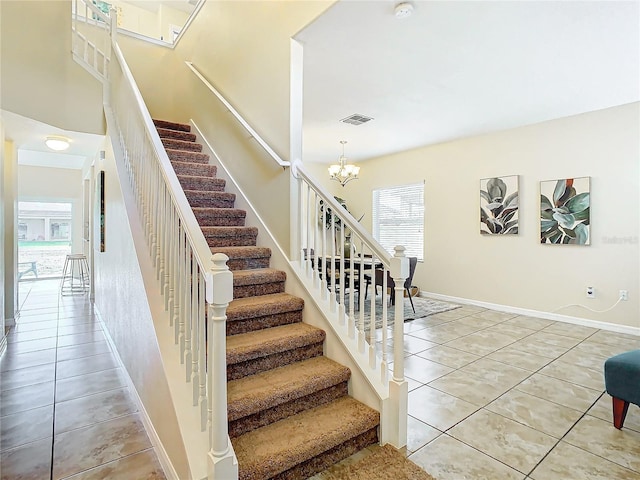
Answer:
[421,291,640,336]
[94,307,179,480]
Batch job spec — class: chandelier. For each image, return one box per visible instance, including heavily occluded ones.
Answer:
[328,140,360,186]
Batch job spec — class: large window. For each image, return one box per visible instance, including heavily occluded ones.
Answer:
[372,182,424,261]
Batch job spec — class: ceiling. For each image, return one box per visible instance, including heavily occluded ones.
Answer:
[1,110,105,170]
[296,0,640,164]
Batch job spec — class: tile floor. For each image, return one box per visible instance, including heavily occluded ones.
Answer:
[315,304,640,479]
[4,281,640,480]
[0,279,166,480]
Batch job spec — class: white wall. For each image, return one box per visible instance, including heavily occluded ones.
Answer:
[305,104,640,328]
[93,138,190,478]
[0,1,104,135]
[17,165,84,255]
[0,123,6,350]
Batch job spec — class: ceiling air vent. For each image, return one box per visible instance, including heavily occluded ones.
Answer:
[340,114,374,126]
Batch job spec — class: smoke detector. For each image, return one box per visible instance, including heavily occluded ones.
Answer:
[394,2,414,19]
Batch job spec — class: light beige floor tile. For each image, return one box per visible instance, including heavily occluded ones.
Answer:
[408,324,472,344]
[0,405,53,452]
[474,310,517,323]
[486,348,552,372]
[55,368,126,403]
[452,315,501,329]
[530,441,640,480]
[56,352,119,380]
[11,320,58,333]
[406,415,441,453]
[427,370,508,406]
[444,330,517,356]
[402,375,424,392]
[575,340,635,360]
[484,323,537,340]
[52,413,152,480]
[391,335,438,354]
[538,358,604,391]
[0,348,57,372]
[588,393,640,433]
[529,331,582,348]
[56,331,106,347]
[408,386,479,431]
[454,305,487,315]
[587,330,640,350]
[0,438,53,480]
[515,373,602,411]
[7,327,59,343]
[449,409,556,474]
[403,356,454,384]
[461,358,531,388]
[541,322,599,339]
[409,434,524,480]
[564,415,640,472]
[503,316,555,330]
[55,387,138,434]
[415,345,481,369]
[556,347,608,371]
[56,341,111,362]
[0,381,55,417]
[6,336,58,355]
[0,362,56,391]
[505,337,572,358]
[486,389,583,438]
[61,448,167,479]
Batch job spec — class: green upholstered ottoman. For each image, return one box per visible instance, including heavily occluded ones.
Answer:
[604,349,640,429]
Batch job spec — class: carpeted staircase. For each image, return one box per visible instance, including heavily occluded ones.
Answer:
[154,119,380,480]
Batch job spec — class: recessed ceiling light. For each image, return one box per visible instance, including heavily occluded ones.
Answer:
[45,136,70,151]
[395,2,414,18]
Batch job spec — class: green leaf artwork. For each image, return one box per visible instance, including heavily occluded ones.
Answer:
[480,175,519,235]
[540,177,590,245]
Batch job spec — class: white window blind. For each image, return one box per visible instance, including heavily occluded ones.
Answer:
[372,182,424,261]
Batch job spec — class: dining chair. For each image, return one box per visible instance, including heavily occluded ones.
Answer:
[365,257,418,313]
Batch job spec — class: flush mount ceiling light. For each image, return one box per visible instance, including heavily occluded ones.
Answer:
[394,2,414,18]
[328,140,360,187]
[45,136,70,151]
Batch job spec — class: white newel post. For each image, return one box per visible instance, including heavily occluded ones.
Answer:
[383,246,409,447]
[207,253,238,479]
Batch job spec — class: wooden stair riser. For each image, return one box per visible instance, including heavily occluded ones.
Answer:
[227,342,324,381]
[229,382,348,438]
[162,137,203,152]
[157,128,197,142]
[172,161,217,177]
[167,149,210,164]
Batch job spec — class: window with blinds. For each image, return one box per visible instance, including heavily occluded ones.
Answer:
[372,182,424,261]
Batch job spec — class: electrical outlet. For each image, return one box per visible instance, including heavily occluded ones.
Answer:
[620,290,629,301]
[586,286,595,298]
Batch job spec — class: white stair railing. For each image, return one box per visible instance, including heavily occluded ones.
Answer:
[71,0,112,81]
[293,160,409,447]
[89,7,238,479]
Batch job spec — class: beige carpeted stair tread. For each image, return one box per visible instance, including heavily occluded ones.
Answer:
[227,356,350,421]
[232,268,285,286]
[167,149,210,164]
[193,207,247,226]
[227,293,303,321]
[232,396,380,480]
[201,226,258,238]
[227,323,325,365]
[162,137,203,152]
[172,161,217,178]
[177,175,226,191]
[185,190,236,208]
[153,119,191,132]
[157,127,197,142]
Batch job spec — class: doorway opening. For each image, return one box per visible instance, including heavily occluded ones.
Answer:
[18,201,73,280]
